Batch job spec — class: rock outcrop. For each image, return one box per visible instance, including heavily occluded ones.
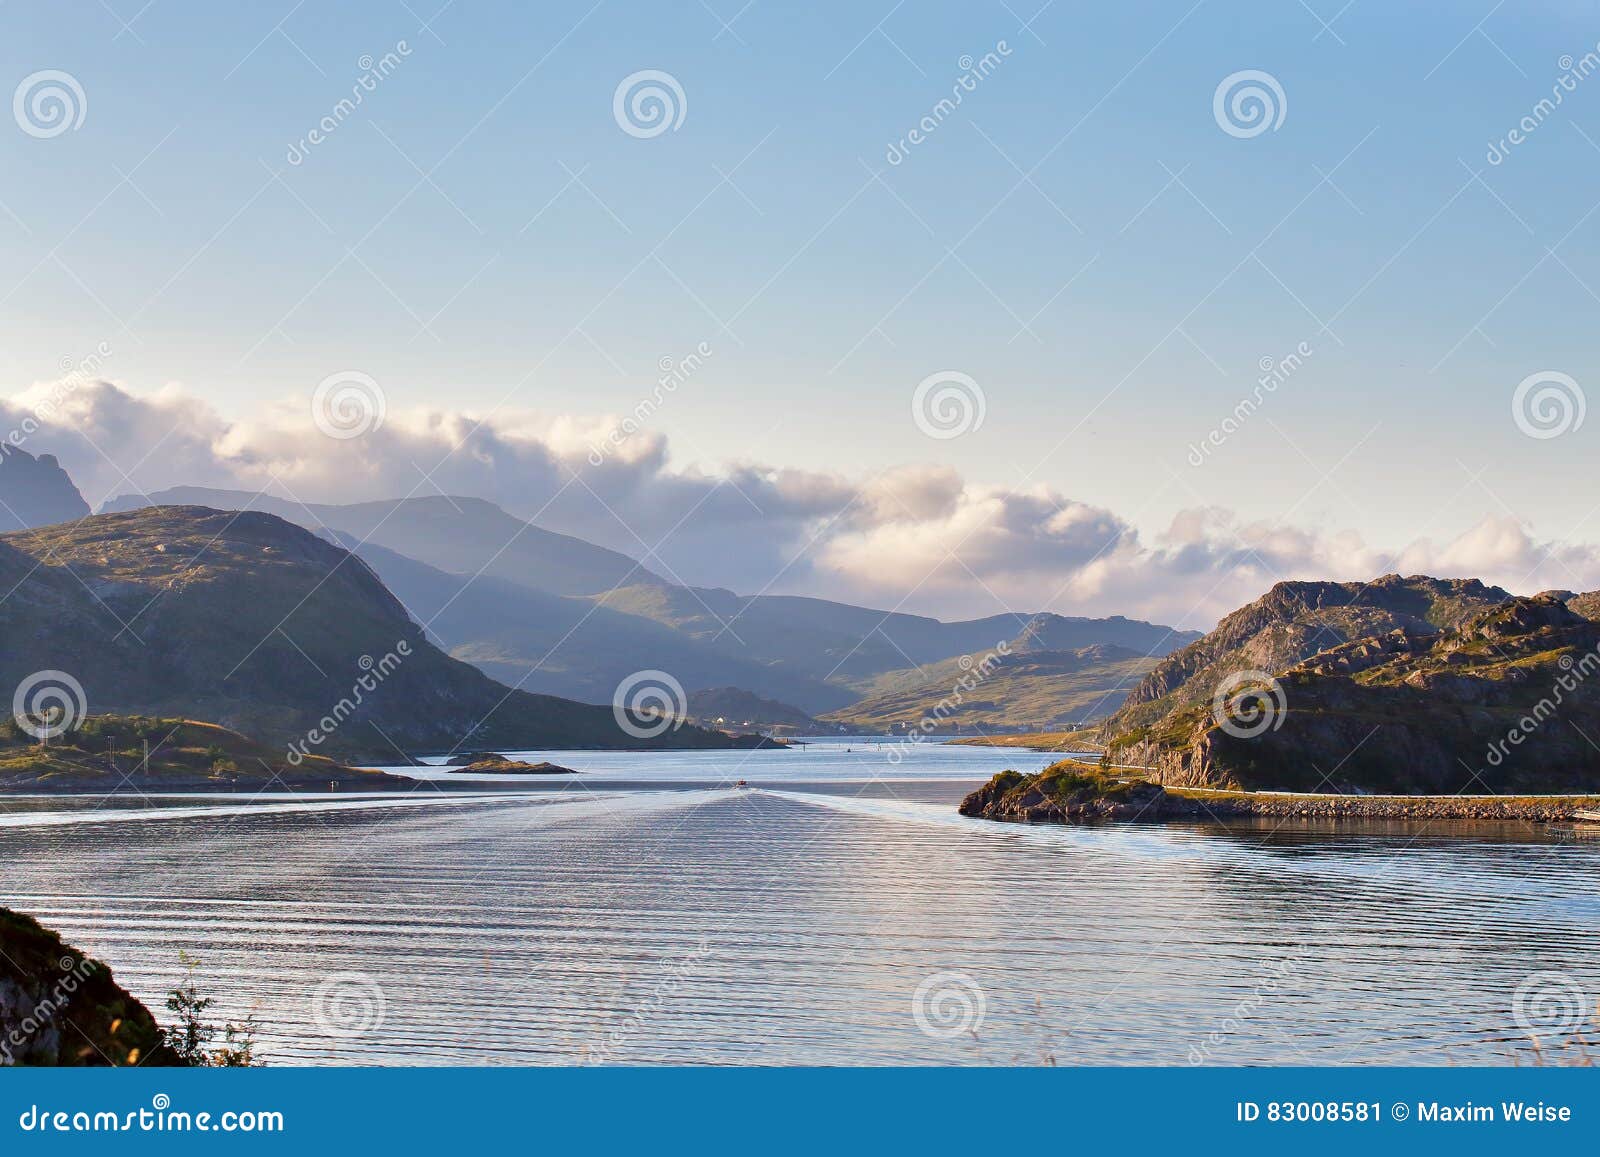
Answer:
[445,754,578,774]
[1104,575,1510,734]
[958,766,1172,821]
[1099,591,1600,794]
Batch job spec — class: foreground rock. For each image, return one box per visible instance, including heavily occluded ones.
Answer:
[1,906,182,1066]
[960,763,1600,825]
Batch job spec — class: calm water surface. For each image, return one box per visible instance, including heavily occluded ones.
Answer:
[1,740,1595,1065]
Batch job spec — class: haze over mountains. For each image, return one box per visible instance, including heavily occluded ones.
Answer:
[102,484,1200,723]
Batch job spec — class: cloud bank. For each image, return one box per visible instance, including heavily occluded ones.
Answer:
[5,378,1598,629]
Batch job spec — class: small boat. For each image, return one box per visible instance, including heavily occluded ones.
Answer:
[735,779,749,789]
[1572,809,1600,823]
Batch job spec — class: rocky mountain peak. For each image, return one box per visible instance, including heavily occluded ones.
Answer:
[0,446,90,531]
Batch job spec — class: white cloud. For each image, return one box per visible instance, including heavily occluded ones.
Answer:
[6,378,1599,628]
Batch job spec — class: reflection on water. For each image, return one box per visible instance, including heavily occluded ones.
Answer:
[0,742,1594,1066]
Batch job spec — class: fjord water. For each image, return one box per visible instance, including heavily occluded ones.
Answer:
[1,741,1595,1066]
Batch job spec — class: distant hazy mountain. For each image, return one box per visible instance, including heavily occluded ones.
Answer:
[0,446,89,530]
[332,536,855,713]
[0,507,763,759]
[592,585,1197,690]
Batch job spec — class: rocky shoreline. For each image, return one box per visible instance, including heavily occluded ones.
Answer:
[958,766,1600,825]
[1,906,181,1066]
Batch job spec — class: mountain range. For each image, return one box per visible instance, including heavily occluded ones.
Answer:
[0,506,760,760]
[10,454,1599,794]
[100,484,1199,723]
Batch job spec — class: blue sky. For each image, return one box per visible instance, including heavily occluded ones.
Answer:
[3,1,1599,623]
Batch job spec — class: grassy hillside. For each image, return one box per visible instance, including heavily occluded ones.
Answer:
[824,645,1157,732]
[0,714,403,790]
[948,728,1103,751]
